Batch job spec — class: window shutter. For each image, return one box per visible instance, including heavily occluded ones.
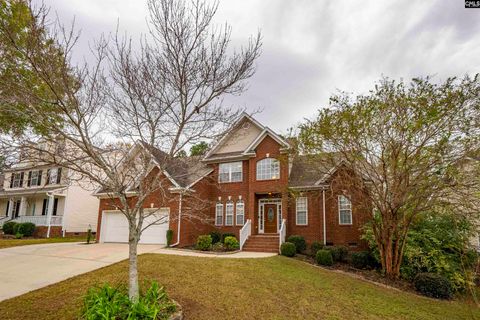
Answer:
[42,199,47,216]
[38,170,43,186]
[19,172,24,187]
[56,168,62,184]
[9,174,13,188]
[53,198,58,216]
[5,201,9,216]
[46,169,50,185]
[27,171,32,187]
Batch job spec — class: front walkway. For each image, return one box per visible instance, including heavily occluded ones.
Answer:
[0,242,276,302]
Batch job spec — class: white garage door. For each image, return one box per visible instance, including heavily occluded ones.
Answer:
[101,209,169,244]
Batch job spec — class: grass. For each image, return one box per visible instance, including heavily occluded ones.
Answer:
[0,236,86,249]
[0,254,478,320]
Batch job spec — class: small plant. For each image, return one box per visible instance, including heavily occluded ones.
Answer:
[195,235,212,251]
[82,281,176,319]
[328,246,348,262]
[351,251,376,269]
[209,231,222,244]
[287,235,306,253]
[212,242,224,252]
[86,227,93,244]
[414,273,453,299]
[224,236,239,251]
[15,232,23,239]
[2,221,17,235]
[310,241,324,256]
[221,232,235,243]
[316,249,333,266]
[280,242,296,257]
[166,229,173,247]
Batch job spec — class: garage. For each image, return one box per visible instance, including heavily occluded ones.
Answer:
[101,208,170,244]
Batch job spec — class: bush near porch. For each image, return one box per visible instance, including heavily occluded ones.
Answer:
[2,222,36,237]
[194,234,239,252]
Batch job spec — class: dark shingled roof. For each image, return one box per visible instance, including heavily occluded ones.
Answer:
[289,153,342,187]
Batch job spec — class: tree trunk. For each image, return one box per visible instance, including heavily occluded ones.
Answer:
[128,229,140,301]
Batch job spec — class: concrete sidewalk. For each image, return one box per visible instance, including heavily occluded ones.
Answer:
[152,247,277,258]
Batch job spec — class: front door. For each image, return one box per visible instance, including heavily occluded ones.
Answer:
[264,204,277,233]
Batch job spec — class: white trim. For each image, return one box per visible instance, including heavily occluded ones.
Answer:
[243,128,290,155]
[256,158,280,181]
[258,198,282,234]
[322,189,326,245]
[225,201,234,226]
[295,197,308,226]
[235,200,245,226]
[215,202,223,226]
[338,195,353,225]
[218,162,243,183]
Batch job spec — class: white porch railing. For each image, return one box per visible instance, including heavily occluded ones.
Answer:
[279,219,286,253]
[0,216,10,227]
[13,215,63,226]
[239,219,252,250]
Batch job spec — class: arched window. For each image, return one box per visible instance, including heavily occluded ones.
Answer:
[236,200,245,225]
[225,201,234,226]
[256,158,280,180]
[215,202,223,226]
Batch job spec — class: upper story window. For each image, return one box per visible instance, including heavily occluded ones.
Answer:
[28,170,42,187]
[338,195,352,225]
[256,158,280,180]
[47,168,62,185]
[218,162,242,183]
[10,172,24,188]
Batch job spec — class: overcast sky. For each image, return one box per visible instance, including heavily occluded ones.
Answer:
[41,0,480,134]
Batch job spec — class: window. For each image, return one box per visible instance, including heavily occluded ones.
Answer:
[236,200,245,226]
[215,202,223,226]
[225,201,234,226]
[296,197,308,225]
[10,172,24,188]
[338,195,352,225]
[28,170,42,187]
[47,168,62,185]
[256,158,280,180]
[218,162,242,183]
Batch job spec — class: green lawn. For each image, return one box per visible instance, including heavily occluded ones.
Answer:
[0,254,478,320]
[0,237,86,249]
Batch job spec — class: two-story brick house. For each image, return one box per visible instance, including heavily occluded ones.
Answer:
[95,113,370,252]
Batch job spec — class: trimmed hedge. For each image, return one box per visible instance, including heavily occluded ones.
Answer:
[287,235,306,253]
[280,242,296,257]
[195,235,212,251]
[414,273,453,299]
[351,251,376,269]
[166,230,173,247]
[328,246,348,262]
[310,241,324,257]
[2,221,17,235]
[224,236,240,251]
[209,231,222,244]
[221,233,236,243]
[17,222,36,237]
[316,249,333,266]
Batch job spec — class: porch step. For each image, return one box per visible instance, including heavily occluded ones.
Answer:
[243,234,280,253]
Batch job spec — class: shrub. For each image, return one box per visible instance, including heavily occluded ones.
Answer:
[310,242,324,256]
[195,235,212,251]
[316,249,334,266]
[351,251,376,269]
[2,221,17,235]
[280,242,296,257]
[224,236,240,251]
[221,233,235,243]
[166,229,173,247]
[13,223,21,235]
[82,281,176,319]
[212,242,224,252]
[15,232,23,239]
[87,227,93,244]
[209,231,222,244]
[414,273,453,299]
[287,235,306,253]
[328,246,348,262]
[17,222,36,237]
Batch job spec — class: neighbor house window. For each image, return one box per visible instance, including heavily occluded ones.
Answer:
[236,200,245,226]
[218,162,242,183]
[296,197,308,225]
[28,170,42,187]
[256,158,280,180]
[338,195,352,225]
[10,172,24,188]
[225,201,234,226]
[47,168,62,185]
[215,202,223,226]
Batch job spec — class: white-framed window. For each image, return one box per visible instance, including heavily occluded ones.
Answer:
[256,158,280,180]
[338,195,352,225]
[28,170,42,187]
[296,197,308,225]
[47,168,62,185]
[225,201,234,226]
[11,172,24,188]
[218,162,243,183]
[215,202,223,226]
[236,200,245,226]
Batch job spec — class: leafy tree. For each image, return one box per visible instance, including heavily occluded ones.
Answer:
[190,141,208,156]
[299,76,480,279]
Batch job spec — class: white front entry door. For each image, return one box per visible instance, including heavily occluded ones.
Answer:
[101,209,169,244]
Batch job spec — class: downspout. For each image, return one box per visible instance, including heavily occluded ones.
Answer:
[46,192,54,238]
[322,189,326,245]
[170,191,183,247]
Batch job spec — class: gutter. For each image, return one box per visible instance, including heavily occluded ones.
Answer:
[169,191,183,247]
[322,189,326,245]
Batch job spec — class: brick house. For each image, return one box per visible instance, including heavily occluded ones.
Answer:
[95,113,370,252]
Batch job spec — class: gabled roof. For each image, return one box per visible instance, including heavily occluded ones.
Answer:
[203,112,290,162]
[288,153,343,188]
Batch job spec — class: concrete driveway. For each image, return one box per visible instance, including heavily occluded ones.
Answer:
[0,242,164,302]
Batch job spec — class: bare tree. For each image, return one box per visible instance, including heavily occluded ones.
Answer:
[0,0,261,300]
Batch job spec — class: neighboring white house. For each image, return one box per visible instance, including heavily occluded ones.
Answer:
[0,142,99,237]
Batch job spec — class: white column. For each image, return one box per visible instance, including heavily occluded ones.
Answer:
[18,196,27,217]
[7,198,14,218]
[46,194,54,238]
